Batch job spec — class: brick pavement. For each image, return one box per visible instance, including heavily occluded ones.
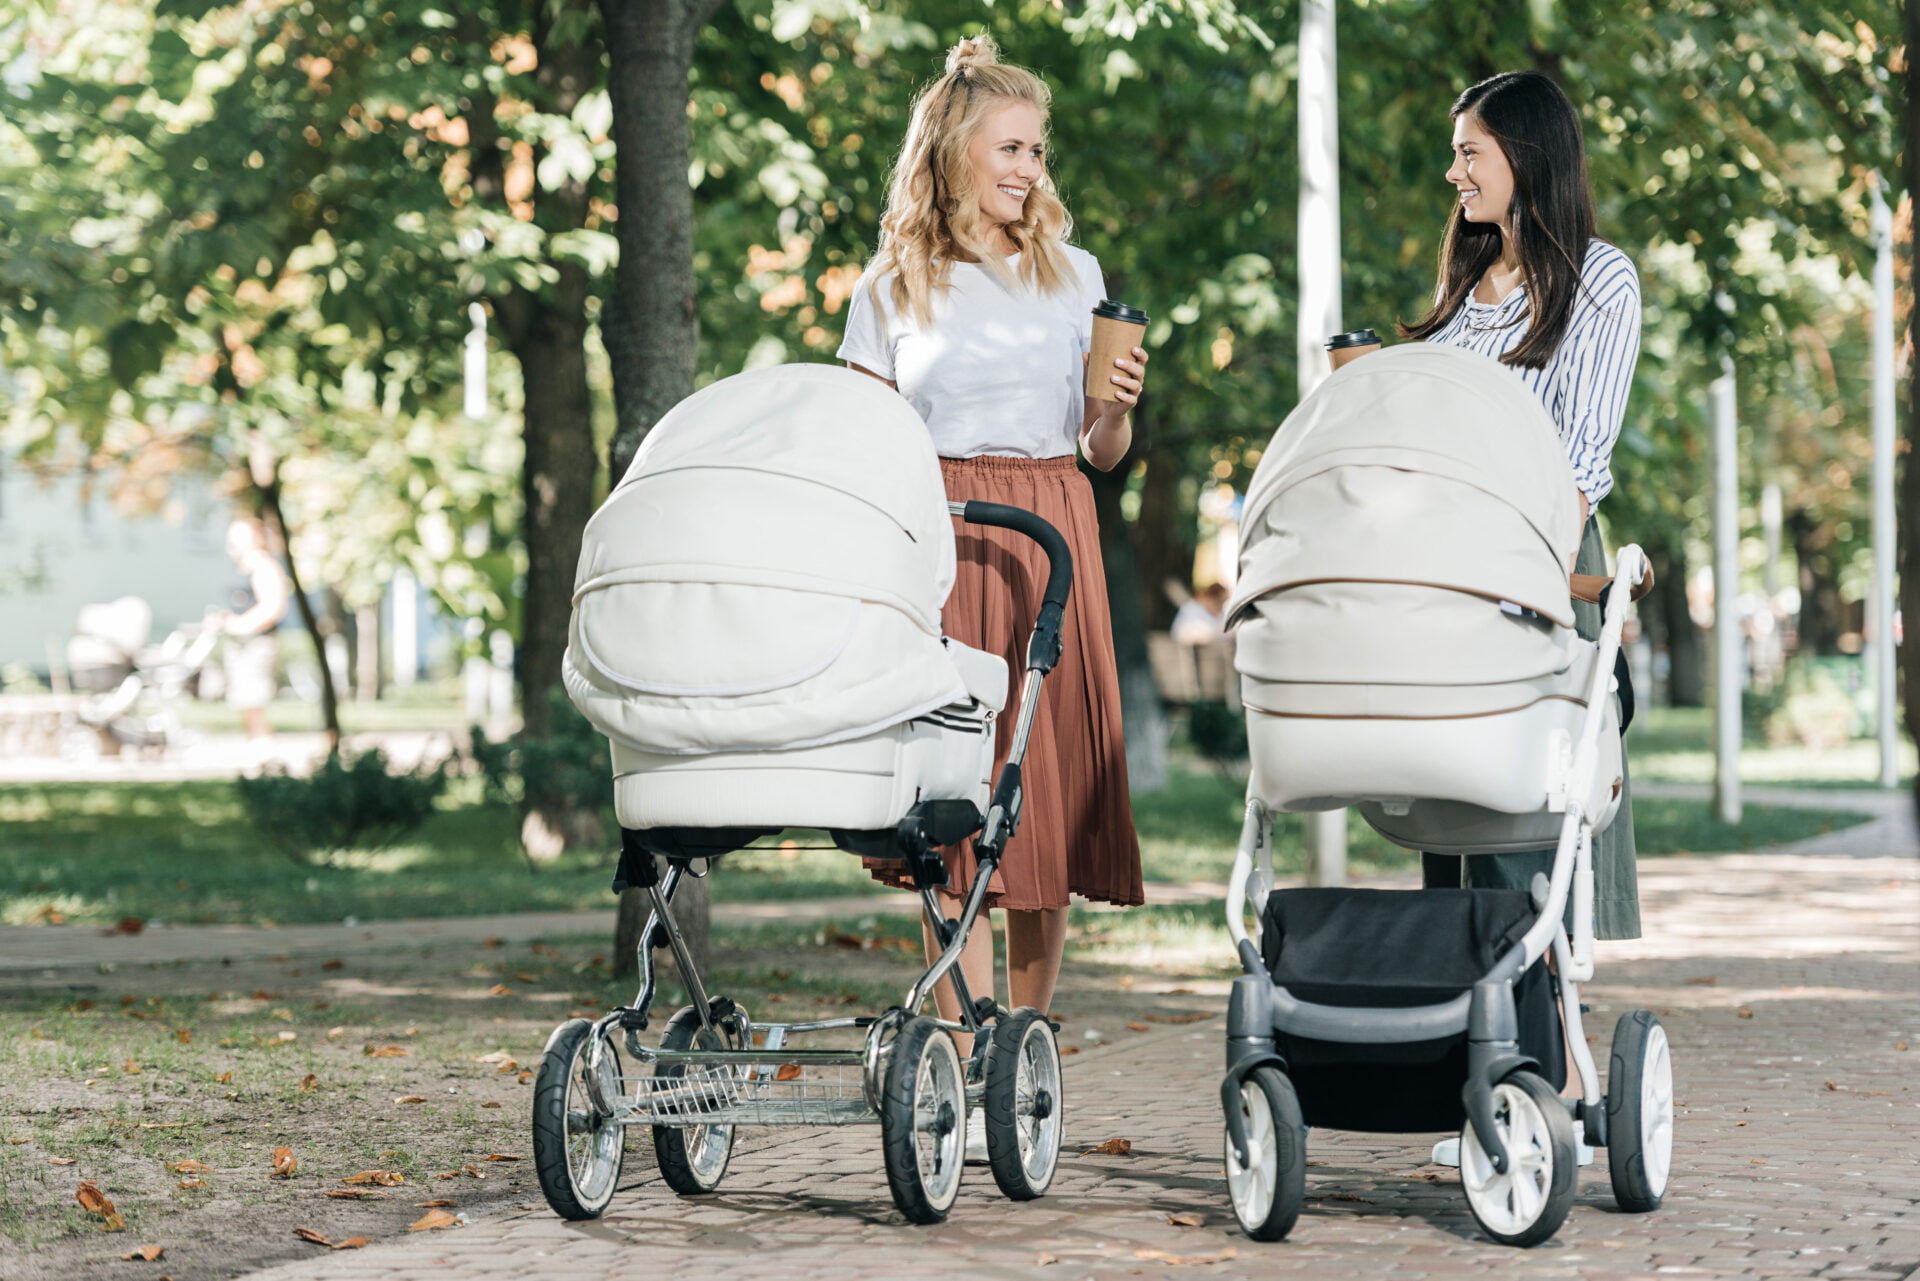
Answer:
[233,850,1918,1281]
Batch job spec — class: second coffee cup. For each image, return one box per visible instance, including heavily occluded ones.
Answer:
[1326,328,1382,371]
[1088,299,1149,401]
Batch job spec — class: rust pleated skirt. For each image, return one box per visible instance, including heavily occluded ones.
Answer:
[863,454,1144,910]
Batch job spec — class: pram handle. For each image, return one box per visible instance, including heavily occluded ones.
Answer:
[950,500,1074,675]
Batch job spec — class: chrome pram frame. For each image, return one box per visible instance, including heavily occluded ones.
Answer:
[1217,545,1676,1248]
[533,500,1074,1226]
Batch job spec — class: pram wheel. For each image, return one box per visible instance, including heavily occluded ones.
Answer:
[531,1019,626,1220]
[1606,1010,1673,1212]
[652,1006,739,1195]
[1459,1070,1575,1247]
[983,1008,1063,1200]
[880,1016,966,1223]
[1223,1065,1305,1241]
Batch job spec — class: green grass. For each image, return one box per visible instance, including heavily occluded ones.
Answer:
[1630,706,1918,788]
[2,754,1876,929]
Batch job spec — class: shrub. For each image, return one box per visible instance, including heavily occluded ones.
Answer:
[236,748,449,864]
[470,691,613,857]
[1762,657,1864,750]
[1186,699,1248,763]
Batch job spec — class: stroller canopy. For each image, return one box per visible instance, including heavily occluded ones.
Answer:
[1228,343,1582,633]
[565,363,969,755]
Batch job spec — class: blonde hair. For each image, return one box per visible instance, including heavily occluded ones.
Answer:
[866,34,1077,328]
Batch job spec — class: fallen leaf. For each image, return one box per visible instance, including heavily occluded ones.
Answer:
[50,1156,77,1166]
[325,1027,348,1040]
[28,903,66,925]
[76,1182,114,1214]
[1036,1252,1059,1266]
[409,1209,460,1232]
[484,984,512,997]
[1166,987,1197,995]
[250,991,279,1001]
[321,960,344,970]
[166,1161,211,1174]
[1825,1081,1839,1091]
[365,1045,410,1058]
[1119,975,1135,989]
[475,1051,514,1064]
[176,1179,208,1190]
[324,1189,368,1199]
[483,937,502,948]
[1082,1138,1132,1156]
[332,1237,369,1250]
[121,1060,141,1074]
[1168,1212,1205,1226]
[481,1101,501,1109]
[1896,1041,1909,1051]
[1058,1046,1079,1057]
[214,1072,233,1085]
[293,1228,331,1246]
[119,1246,164,1261]
[1752,1158,1767,1165]
[341,1170,404,1187]
[1737,1007,1755,1019]
[395,1096,428,1105]
[300,1074,318,1092]
[417,1198,456,1208]
[512,972,538,983]
[174,1028,191,1044]
[493,1059,519,1075]
[269,1146,297,1179]
[1125,1022,1150,1032]
[516,1070,533,1084]
[1144,1012,1214,1025]
[483,1153,520,1162]
[269,1009,293,1022]
[1134,1246,1237,1265]
[1686,975,1718,985]
[774,1064,804,1082]
[113,917,146,936]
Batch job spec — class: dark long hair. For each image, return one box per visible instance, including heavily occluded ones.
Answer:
[1397,71,1596,370]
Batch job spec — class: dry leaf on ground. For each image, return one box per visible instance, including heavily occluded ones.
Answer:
[417,1199,456,1208]
[332,1237,369,1250]
[174,1028,192,1044]
[340,1170,404,1186]
[77,1181,127,1232]
[293,1229,331,1247]
[50,1157,76,1166]
[1736,1007,1755,1019]
[365,1044,410,1058]
[1082,1138,1132,1156]
[1036,1252,1059,1266]
[483,1153,521,1162]
[1686,975,1718,985]
[1125,1022,1150,1032]
[121,1060,141,1074]
[299,1074,318,1092]
[480,1101,502,1109]
[1134,1247,1237,1266]
[1167,1212,1205,1226]
[214,1072,233,1084]
[165,1161,211,1174]
[409,1209,460,1232]
[324,1190,372,1200]
[177,1180,208,1191]
[322,959,344,970]
[394,1095,427,1105]
[475,1052,513,1064]
[1058,1046,1079,1056]
[269,1146,297,1179]
[484,984,512,997]
[118,1246,164,1261]
[774,1064,804,1082]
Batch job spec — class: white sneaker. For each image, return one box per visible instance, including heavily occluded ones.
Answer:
[965,1109,988,1164]
[1430,1137,1460,1168]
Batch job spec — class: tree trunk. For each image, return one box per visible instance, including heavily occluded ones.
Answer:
[255,474,342,753]
[1788,509,1847,656]
[1084,446,1170,794]
[1133,447,1194,630]
[1647,536,1706,709]
[354,603,379,702]
[600,0,729,980]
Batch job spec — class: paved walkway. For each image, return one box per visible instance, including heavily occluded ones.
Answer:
[201,849,1918,1281]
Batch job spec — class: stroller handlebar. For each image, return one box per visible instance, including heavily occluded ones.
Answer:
[950,500,1074,675]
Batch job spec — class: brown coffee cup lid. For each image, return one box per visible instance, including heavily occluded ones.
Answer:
[1093,299,1149,326]
[1325,328,1381,350]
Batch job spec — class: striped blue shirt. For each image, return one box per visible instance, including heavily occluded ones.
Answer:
[1426,239,1641,505]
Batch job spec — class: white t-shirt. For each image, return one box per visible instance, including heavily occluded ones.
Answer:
[836,245,1106,459]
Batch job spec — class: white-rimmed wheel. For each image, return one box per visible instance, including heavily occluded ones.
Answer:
[880,1016,966,1223]
[1223,1065,1305,1242]
[1460,1070,1576,1247]
[1607,1009,1673,1212]
[984,1008,1063,1200]
[531,1019,625,1220]
[652,1006,738,1195]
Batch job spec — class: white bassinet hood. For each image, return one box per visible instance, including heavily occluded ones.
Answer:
[565,363,970,755]
[1228,343,1582,628]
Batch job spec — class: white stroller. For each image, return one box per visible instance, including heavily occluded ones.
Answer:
[536,363,1071,1224]
[1215,344,1672,1246]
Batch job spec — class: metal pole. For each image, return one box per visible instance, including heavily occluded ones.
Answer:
[1297,0,1346,884]
[1711,359,1742,824]
[1870,177,1900,789]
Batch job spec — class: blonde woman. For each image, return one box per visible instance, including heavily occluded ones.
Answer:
[838,35,1146,1146]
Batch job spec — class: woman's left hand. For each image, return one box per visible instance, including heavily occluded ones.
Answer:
[1099,346,1148,418]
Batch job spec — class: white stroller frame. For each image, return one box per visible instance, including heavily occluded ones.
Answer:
[533,434,1077,1227]
[1213,346,1674,1248]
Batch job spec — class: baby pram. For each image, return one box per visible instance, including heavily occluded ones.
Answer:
[1214,344,1672,1246]
[535,364,1071,1224]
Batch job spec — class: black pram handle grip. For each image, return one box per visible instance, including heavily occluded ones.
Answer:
[958,500,1074,674]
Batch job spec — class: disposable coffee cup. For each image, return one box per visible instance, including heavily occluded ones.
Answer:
[1326,328,1382,370]
[1088,299,1150,401]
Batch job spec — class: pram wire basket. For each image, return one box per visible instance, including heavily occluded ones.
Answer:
[534,489,1074,1226]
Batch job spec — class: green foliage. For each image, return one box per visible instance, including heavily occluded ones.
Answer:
[1760,655,1871,748]
[471,690,611,818]
[1185,700,1248,763]
[234,748,449,865]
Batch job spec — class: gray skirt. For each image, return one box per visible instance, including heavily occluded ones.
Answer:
[1420,517,1642,940]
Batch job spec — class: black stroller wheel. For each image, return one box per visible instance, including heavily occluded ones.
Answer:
[653,1006,739,1195]
[983,1008,1063,1200]
[1459,1070,1576,1247]
[1223,1065,1305,1241]
[1606,1009,1673,1212]
[880,1016,966,1223]
[531,1019,626,1220]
